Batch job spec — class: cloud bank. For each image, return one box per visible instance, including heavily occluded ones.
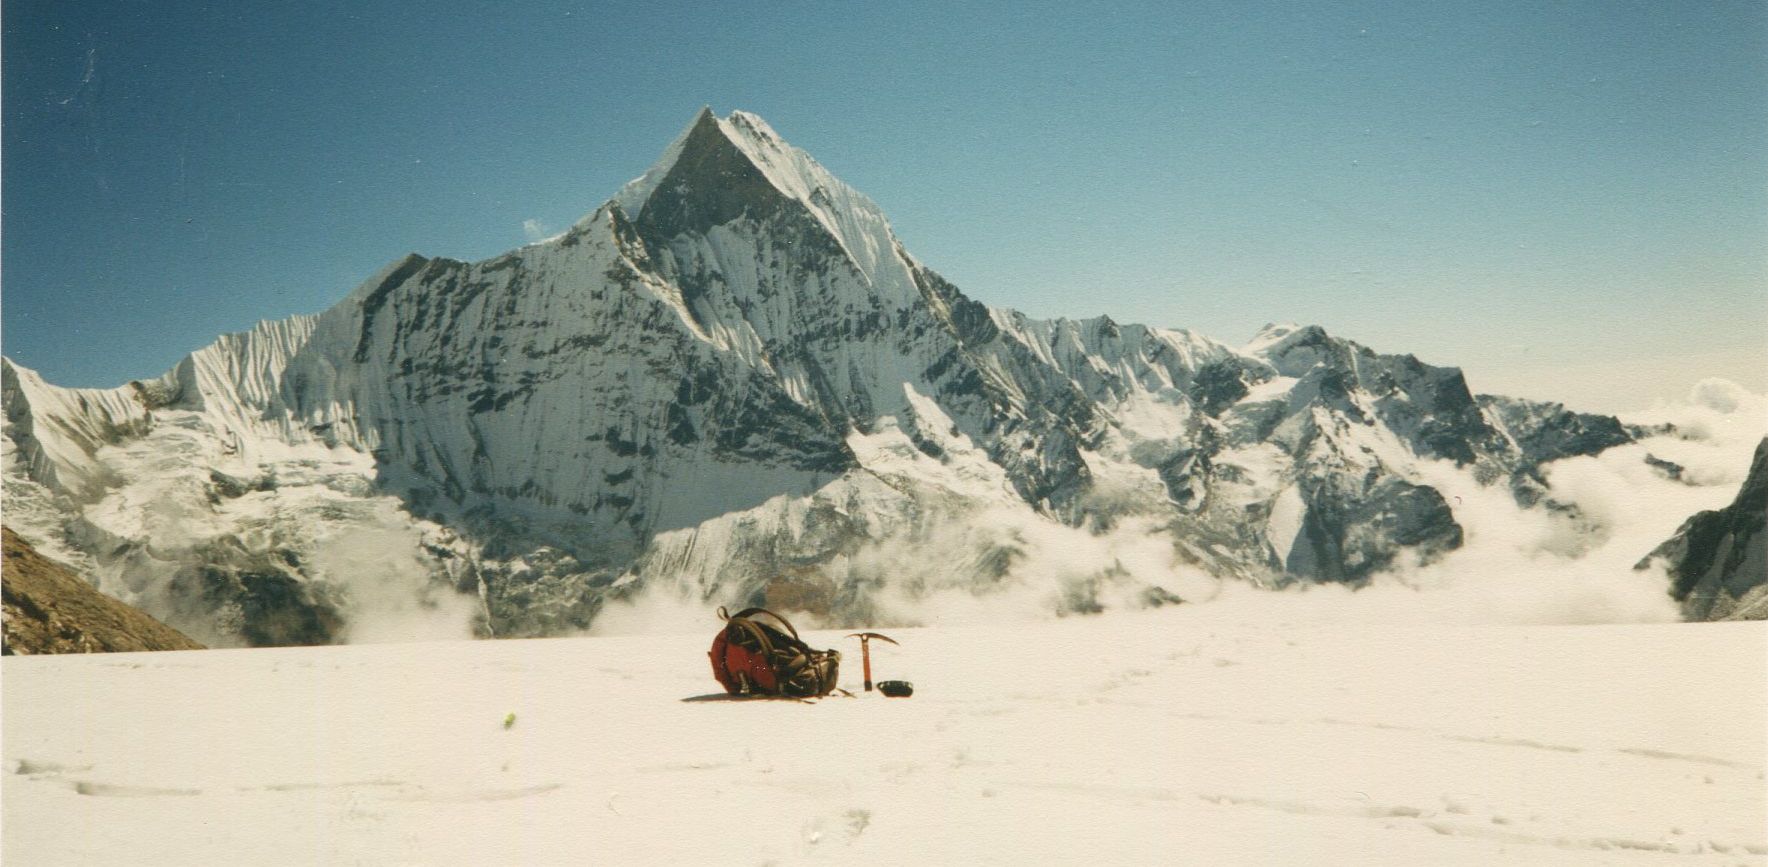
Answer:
[593,379,1766,634]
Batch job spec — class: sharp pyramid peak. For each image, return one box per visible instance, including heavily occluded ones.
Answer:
[609,108,721,219]
[614,107,845,215]
[608,108,904,286]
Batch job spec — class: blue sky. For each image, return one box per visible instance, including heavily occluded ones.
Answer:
[4,1,1763,412]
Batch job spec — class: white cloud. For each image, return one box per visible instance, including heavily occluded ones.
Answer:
[522,218,550,243]
[586,380,1767,636]
[1341,377,1767,626]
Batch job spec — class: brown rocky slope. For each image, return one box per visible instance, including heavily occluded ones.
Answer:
[3,526,204,654]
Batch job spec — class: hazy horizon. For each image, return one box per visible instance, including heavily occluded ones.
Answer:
[4,2,1764,414]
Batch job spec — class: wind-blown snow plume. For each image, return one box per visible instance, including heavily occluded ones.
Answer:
[306,519,483,644]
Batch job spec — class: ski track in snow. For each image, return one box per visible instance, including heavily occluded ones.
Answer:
[4,616,1764,865]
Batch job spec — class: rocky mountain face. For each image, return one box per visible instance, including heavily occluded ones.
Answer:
[0,109,1659,644]
[3,527,204,654]
[1639,438,1767,621]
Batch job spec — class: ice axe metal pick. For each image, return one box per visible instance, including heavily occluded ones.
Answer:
[846,632,898,692]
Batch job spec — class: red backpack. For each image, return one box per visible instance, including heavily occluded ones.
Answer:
[708,606,841,698]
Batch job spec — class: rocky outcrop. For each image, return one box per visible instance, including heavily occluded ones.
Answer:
[1640,438,1767,621]
[3,527,204,654]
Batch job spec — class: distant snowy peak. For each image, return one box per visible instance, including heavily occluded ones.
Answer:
[1,313,322,499]
[0,106,1671,644]
[610,108,710,219]
[1244,322,1374,378]
[1242,322,1308,358]
[2,358,153,499]
[612,108,902,287]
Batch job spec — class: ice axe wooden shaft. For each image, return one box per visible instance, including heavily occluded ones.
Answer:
[846,632,898,691]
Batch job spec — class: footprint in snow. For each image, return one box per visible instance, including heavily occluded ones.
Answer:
[382,783,563,803]
[1447,735,1581,753]
[802,808,871,848]
[72,781,201,797]
[1616,747,1757,769]
[9,758,93,777]
[253,779,408,793]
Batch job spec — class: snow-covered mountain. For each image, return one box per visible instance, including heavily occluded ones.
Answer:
[2,108,1663,645]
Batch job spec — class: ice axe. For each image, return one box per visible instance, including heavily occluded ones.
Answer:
[846,632,899,692]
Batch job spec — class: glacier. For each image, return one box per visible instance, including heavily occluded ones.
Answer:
[4,617,1764,864]
[0,107,1710,645]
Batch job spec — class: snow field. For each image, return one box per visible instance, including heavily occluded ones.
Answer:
[5,613,1764,865]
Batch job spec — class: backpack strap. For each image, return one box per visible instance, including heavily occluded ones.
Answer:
[725,606,802,642]
[726,617,777,658]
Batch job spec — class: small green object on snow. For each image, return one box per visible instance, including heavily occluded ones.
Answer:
[503,712,516,730]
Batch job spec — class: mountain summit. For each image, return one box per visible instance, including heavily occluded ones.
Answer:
[0,110,1666,644]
